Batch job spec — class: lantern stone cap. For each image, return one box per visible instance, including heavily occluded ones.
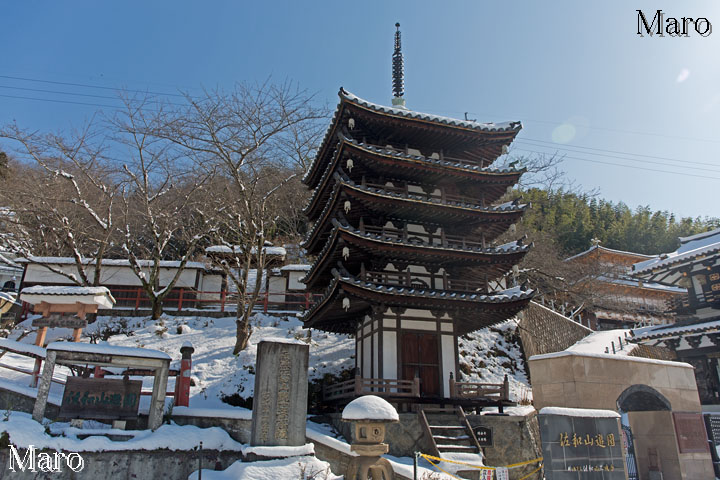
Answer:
[20,286,116,308]
[342,395,399,422]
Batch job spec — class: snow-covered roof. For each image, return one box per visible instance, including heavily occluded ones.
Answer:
[596,275,686,293]
[565,329,636,356]
[539,407,620,418]
[633,227,720,275]
[566,244,654,263]
[340,90,521,133]
[47,341,171,361]
[205,245,287,256]
[632,318,720,342]
[341,395,399,422]
[279,264,312,272]
[529,350,693,369]
[19,257,207,269]
[20,286,116,308]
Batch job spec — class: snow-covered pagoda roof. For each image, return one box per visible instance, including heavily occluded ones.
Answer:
[304,88,522,188]
[633,228,720,276]
[339,90,521,133]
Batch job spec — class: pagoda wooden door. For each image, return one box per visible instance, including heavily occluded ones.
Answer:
[401,332,440,397]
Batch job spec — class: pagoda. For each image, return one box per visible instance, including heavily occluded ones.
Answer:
[302,25,533,402]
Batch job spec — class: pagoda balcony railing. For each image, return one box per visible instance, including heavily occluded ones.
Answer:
[363,181,482,207]
[364,142,485,169]
[362,225,486,250]
[322,375,420,401]
[362,269,487,293]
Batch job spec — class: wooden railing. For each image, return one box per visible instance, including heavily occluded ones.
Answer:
[449,374,510,402]
[322,375,420,401]
[364,142,486,169]
[362,269,487,293]
[364,181,482,207]
[362,225,486,250]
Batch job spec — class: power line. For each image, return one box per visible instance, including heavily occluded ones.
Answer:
[515,139,720,173]
[0,74,189,98]
[0,93,119,109]
[0,84,187,107]
[517,137,719,168]
[511,147,720,181]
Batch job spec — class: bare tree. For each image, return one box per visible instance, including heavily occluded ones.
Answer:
[0,123,119,286]
[159,81,325,353]
[111,96,213,319]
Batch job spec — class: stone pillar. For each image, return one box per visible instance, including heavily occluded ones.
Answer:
[148,361,170,431]
[32,349,57,423]
[250,340,309,446]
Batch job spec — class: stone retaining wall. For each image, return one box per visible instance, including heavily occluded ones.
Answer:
[0,448,242,479]
[518,302,592,359]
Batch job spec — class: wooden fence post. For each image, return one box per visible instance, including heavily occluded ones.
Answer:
[175,342,194,407]
[177,288,184,312]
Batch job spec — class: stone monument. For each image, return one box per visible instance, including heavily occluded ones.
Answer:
[539,407,627,479]
[250,339,309,447]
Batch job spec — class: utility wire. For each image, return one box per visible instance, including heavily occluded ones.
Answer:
[517,137,719,168]
[515,139,720,173]
[0,74,189,98]
[511,147,720,181]
[0,93,119,109]
[0,84,187,107]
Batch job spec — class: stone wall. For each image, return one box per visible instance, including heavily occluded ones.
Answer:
[0,448,242,479]
[171,415,252,444]
[320,410,540,478]
[518,302,592,360]
[0,387,59,419]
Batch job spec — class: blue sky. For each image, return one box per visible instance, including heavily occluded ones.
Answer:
[1,1,718,219]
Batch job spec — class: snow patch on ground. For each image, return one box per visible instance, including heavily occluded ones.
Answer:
[457,319,532,402]
[188,455,340,480]
[0,411,245,452]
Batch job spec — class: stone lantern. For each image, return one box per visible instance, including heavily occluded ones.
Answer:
[342,395,399,480]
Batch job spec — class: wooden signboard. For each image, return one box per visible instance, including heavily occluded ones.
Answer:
[32,313,87,330]
[709,267,720,305]
[673,412,710,453]
[59,377,142,420]
[473,426,493,447]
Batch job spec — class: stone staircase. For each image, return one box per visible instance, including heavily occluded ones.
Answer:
[419,406,482,457]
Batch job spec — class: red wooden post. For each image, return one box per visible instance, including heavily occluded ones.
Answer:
[93,366,105,378]
[134,288,142,311]
[220,290,226,313]
[175,342,194,407]
[177,288,184,312]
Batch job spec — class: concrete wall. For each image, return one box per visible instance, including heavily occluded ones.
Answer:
[529,351,714,480]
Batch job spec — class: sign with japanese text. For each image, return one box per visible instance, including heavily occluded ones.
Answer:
[539,410,627,479]
[32,313,87,329]
[673,412,709,453]
[59,377,142,420]
[494,466,509,480]
[474,426,493,447]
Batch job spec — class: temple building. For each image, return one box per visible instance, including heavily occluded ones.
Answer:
[631,228,720,406]
[301,26,533,403]
[564,242,685,330]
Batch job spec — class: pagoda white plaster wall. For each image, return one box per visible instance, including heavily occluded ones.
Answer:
[401,320,435,330]
[362,334,371,378]
[403,308,434,319]
[383,331,397,380]
[441,334,455,397]
[373,331,379,378]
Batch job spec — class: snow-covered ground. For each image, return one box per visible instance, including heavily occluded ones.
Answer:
[4,312,531,408]
[458,319,532,402]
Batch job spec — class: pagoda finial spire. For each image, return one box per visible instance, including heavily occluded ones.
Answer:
[392,22,406,108]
